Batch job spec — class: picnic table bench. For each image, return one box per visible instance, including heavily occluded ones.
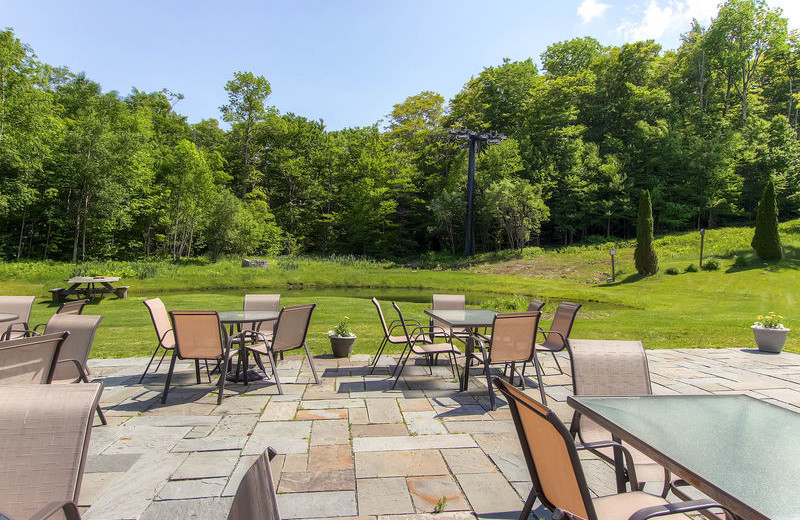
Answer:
[50,277,128,302]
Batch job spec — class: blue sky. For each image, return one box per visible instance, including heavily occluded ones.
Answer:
[2,0,797,130]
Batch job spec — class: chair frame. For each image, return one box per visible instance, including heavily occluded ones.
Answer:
[391,301,461,389]
[140,298,176,384]
[369,297,423,374]
[163,310,232,405]
[468,311,541,410]
[226,447,281,520]
[0,296,36,341]
[532,301,581,404]
[0,332,68,384]
[239,304,319,394]
[493,378,734,520]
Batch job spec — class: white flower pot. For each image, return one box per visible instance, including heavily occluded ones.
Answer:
[750,326,790,353]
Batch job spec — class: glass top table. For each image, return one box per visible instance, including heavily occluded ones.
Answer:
[424,309,498,391]
[567,394,800,520]
[218,310,279,324]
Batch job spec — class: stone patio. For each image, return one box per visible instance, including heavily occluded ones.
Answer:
[79,347,800,520]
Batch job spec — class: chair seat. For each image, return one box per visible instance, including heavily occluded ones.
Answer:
[415,342,461,355]
[389,333,430,344]
[535,341,563,352]
[593,490,690,520]
[580,417,666,484]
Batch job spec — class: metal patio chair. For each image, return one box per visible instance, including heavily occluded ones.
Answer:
[531,301,581,404]
[240,304,319,393]
[391,301,461,389]
[0,383,102,520]
[369,297,429,374]
[467,311,540,410]
[493,378,734,520]
[56,299,90,316]
[140,298,176,383]
[0,296,35,340]
[0,332,67,384]
[163,310,232,405]
[431,294,470,343]
[227,447,281,520]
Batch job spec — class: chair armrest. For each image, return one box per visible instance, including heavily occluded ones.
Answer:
[577,441,640,490]
[409,325,448,343]
[1,325,33,340]
[158,329,174,347]
[55,358,89,383]
[28,500,82,520]
[538,329,566,342]
[33,323,48,333]
[627,499,735,520]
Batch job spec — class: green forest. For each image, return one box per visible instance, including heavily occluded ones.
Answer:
[1,0,799,262]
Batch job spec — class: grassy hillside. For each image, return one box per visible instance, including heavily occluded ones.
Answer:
[1,220,798,357]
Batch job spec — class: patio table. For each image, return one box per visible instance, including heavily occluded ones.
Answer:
[218,310,279,384]
[64,276,122,299]
[424,308,497,391]
[567,394,800,520]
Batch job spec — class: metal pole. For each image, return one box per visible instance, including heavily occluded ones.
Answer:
[610,249,616,282]
[464,137,477,257]
[699,229,705,267]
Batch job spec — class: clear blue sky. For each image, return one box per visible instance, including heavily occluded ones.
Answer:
[2,0,797,130]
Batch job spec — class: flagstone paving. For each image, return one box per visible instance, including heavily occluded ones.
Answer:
[79,347,800,520]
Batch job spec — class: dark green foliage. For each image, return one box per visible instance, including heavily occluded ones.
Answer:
[733,255,749,267]
[685,264,699,272]
[634,191,658,275]
[751,178,783,260]
[701,259,720,270]
[665,267,680,275]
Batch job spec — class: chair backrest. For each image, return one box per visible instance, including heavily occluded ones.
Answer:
[227,447,281,520]
[568,339,652,397]
[372,298,391,337]
[0,383,102,520]
[494,378,596,520]
[271,304,315,353]
[0,296,35,335]
[143,298,175,349]
[44,314,103,382]
[169,310,225,360]
[540,302,582,350]
[57,299,89,315]
[244,294,280,335]
[528,299,545,312]
[0,333,67,384]
[489,312,541,363]
[431,294,465,331]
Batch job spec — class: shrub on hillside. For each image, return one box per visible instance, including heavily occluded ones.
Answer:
[634,190,658,275]
[685,264,698,273]
[733,255,748,267]
[751,178,783,261]
[665,267,680,275]
[701,259,720,271]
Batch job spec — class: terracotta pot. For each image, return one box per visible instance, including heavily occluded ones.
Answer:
[330,335,356,358]
[751,326,790,353]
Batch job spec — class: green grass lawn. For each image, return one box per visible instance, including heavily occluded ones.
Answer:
[2,219,798,358]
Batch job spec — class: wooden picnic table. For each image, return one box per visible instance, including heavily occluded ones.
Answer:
[51,276,128,301]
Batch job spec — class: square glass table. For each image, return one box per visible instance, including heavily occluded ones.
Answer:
[567,394,800,520]
[424,309,497,391]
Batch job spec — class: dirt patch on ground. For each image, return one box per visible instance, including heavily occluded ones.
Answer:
[469,258,611,283]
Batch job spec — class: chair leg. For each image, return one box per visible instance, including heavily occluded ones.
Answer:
[370,337,388,374]
[154,348,169,372]
[303,342,320,384]
[391,348,413,389]
[532,350,548,405]
[518,486,538,520]
[253,352,267,372]
[509,362,516,386]
[242,349,250,386]
[265,348,283,394]
[139,346,161,384]
[391,344,410,378]
[480,351,495,411]
[96,406,108,425]
[217,355,229,405]
[204,360,211,383]
[551,351,563,374]
[195,360,201,384]
[161,351,178,404]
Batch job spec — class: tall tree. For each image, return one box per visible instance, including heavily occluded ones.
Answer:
[751,177,782,259]
[634,190,659,275]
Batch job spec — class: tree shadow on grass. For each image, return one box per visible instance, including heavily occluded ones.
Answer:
[725,245,800,274]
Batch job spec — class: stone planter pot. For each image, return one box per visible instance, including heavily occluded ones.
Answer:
[751,326,790,353]
[330,335,356,358]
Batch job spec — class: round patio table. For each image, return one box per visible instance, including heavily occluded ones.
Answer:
[218,310,280,383]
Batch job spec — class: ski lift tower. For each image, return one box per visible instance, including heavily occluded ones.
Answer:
[449,127,506,257]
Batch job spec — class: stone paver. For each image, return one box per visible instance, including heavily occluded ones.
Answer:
[79,349,800,520]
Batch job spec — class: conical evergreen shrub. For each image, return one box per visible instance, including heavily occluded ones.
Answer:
[634,190,658,275]
[751,178,782,261]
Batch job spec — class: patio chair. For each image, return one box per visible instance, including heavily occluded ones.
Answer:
[30,314,107,425]
[0,296,35,340]
[431,294,470,342]
[0,332,67,384]
[163,310,232,405]
[57,299,90,316]
[140,298,176,383]
[528,299,546,312]
[493,378,735,520]
[240,304,319,394]
[467,311,540,410]
[227,447,281,520]
[369,297,429,374]
[567,339,670,496]
[0,383,102,520]
[391,301,461,389]
[243,294,281,341]
[531,301,581,404]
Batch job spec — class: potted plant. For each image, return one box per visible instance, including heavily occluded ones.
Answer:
[751,312,790,353]
[328,316,356,358]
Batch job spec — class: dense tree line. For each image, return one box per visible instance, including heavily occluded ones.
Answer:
[2,0,799,261]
